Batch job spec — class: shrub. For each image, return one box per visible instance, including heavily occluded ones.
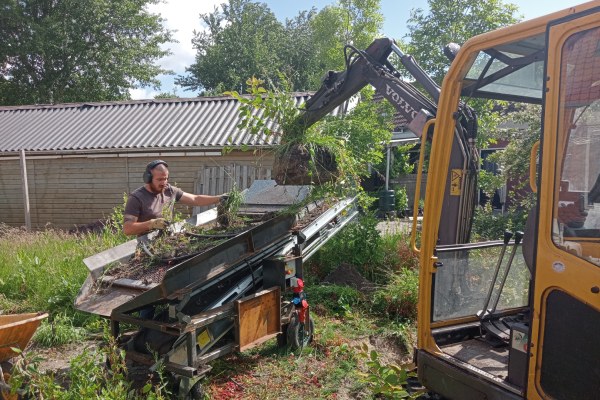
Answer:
[371,268,419,322]
[471,201,530,241]
[394,186,409,215]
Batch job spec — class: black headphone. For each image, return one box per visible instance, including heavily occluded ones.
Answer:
[143,159,168,183]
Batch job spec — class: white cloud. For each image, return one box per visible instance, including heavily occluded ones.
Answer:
[131,0,222,99]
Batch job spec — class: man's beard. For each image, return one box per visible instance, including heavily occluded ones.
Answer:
[149,182,166,194]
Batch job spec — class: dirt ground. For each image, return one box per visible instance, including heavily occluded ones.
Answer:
[322,263,378,292]
[28,339,100,374]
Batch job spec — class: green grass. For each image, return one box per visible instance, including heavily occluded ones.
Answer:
[0,223,126,327]
[205,313,372,399]
[34,313,88,347]
[0,208,421,399]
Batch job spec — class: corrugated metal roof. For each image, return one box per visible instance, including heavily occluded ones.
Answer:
[0,93,326,154]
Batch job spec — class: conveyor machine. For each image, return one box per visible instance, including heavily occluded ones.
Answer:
[75,180,358,398]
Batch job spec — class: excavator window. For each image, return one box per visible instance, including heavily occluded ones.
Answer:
[462,33,546,103]
[433,242,530,321]
[552,26,600,266]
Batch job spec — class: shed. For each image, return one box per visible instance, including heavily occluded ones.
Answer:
[0,94,346,229]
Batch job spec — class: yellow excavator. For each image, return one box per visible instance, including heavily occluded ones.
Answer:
[301,1,600,398]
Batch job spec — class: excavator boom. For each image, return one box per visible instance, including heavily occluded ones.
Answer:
[301,37,479,244]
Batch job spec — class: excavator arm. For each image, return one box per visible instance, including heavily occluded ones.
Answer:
[300,38,438,138]
[300,37,479,244]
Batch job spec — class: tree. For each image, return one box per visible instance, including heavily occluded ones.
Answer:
[486,104,540,189]
[310,0,383,73]
[406,0,520,84]
[0,0,173,106]
[177,0,285,95]
[179,0,384,94]
[400,0,521,151]
[277,9,320,91]
[280,0,384,91]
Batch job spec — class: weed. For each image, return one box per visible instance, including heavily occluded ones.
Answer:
[357,343,422,399]
[305,285,364,317]
[306,212,383,281]
[217,184,244,227]
[100,193,130,245]
[33,313,87,347]
[6,330,175,399]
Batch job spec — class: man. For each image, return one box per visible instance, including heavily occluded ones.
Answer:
[123,160,225,236]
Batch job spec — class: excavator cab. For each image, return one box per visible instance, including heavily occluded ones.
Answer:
[415,2,600,399]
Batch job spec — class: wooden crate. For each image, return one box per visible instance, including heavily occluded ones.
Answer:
[235,287,281,352]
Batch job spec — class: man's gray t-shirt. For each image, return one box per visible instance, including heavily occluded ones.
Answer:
[124,185,184,223]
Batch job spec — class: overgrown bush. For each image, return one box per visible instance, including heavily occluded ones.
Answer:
[471,201,530,241]
[379,230,419,273]
[371,268,419,322]
[394,186,409,215]
[7,333,172,399]
[305,212,383,281]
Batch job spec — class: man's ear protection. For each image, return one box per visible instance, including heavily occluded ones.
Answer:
[143,160,168,183]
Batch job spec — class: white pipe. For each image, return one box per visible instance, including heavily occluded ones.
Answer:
[19,150,31,231]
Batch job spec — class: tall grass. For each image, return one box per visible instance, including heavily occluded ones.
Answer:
[0,223,127,327]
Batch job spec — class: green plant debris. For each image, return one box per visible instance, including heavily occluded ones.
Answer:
[217,184,246,227]
[226,77,393,192]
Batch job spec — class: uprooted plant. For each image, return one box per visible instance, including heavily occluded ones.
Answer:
[225,76,394,195]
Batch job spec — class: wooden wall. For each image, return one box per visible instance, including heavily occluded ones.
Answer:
[0,150,274,230]
[390,173,428,210]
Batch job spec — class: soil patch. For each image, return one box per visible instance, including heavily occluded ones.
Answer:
[27,339,100,374]
[104,219,259,283]
[274,144,337,185]
[322,264,377,293]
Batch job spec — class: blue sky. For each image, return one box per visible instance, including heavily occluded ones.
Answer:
[265,0,583,40]
[132,0,585,99]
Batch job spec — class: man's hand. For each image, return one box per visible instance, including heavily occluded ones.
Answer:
[219,194,230,206]
[148,218,168,230]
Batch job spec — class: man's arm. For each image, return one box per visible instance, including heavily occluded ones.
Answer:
[178,192,222,207]
[123,215,167,236]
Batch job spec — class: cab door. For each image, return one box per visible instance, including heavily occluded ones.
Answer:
[531,8,600,399]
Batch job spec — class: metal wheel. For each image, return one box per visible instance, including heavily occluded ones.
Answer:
[276,323,290,348]
[181,377,205,400]
[286,313,314,350]
[187,381,205,400]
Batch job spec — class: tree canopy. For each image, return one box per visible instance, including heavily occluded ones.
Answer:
[406,0,521,84]
[178,0,383,95]
[177,0,285,95]
[0,0,173,106]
